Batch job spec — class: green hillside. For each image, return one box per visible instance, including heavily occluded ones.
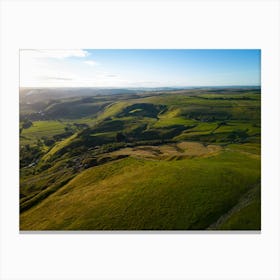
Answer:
[20,149,260,230]
[20,88,261,230]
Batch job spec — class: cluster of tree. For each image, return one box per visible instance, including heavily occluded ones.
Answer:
[53,131,73,141]
[183,111,232,122]
[22,120,33,129]
[39,131,74,148]
[41,136,55,147]
[21,112,49,121]
[226,130,249,143]
[115,132,126,142]
[73,123,89,130]
[20,144,43,168]
[122,124,188,143]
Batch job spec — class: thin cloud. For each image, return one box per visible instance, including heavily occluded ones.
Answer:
[43,76,74,81]
[21,49,89,59]
[84,60,99,66]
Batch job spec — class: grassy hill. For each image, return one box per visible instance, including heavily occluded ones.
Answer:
[20,88,261,230]
[20,149,260,230]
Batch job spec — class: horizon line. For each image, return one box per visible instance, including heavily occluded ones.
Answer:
[19,85,261,89]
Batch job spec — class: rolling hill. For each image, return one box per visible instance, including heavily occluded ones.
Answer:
[20,87,261,230]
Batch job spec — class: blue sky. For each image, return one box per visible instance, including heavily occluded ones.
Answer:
[20,49,260,87]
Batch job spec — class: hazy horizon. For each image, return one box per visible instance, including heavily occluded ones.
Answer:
[20,49,261,88]
[20,85,261,89]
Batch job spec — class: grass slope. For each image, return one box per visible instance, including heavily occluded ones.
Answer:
[41,133,78,161]
[20,150,260,230]
[20,89,261,231]
[20,121,67,145]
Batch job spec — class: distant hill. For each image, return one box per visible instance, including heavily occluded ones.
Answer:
[19,86,261,103]
[19,87,143,103]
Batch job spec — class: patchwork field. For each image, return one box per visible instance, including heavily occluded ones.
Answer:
[20,87,261,230]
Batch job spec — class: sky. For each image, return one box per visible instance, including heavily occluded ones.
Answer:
[20,49,261,88]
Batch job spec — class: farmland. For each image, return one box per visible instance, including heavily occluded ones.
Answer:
[20,87,261,230]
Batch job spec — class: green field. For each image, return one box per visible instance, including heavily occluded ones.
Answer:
[20,87,261,230]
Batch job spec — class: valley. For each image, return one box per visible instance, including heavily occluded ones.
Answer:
[20,87,261,230]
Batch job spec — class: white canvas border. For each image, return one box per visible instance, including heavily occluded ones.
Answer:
[1,0,280,279]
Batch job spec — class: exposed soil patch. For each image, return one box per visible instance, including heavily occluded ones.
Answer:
[110,141,222,160]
